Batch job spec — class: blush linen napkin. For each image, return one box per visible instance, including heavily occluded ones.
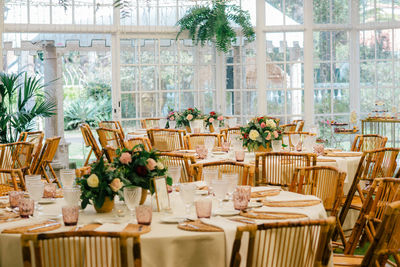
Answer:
[95,223,129,232]
[200,216,249,267]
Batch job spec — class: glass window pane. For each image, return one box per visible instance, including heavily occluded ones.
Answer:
[333,89,350,113]
[74,0,94,24]
[266,33,285,61]
[199,91,215,113]
[52,5,73,24]
[159,0,177,26]
[360,62,375,86]
[332,0,349,23]
[121,120,140,132]
[376,29,393,59]
[161,92,178,115]
[140,93,158,117]
[265,0,284,25]
[267,63,285,88]
[267,90,285,114]
[180,66,194,90]
[243,65,257,89]
[313,0,330,24]
[121,93,137,118]
[121,67,138,92]
[314,89,331,114]
[377,61,393,87]
[140,40,157,64]
[120,40,139,64]
[286,63,304,88]
[360,30,376,60]
[160,39,177,64]
[5,1,28,23]
[313,31,331,61]
[314,63,332,86]
[242,91,258,116]
[287,90,304,115]
[96,0,113,25]
[160,66,177,91]
[180,92,195,110]
[139,0,157,25]
[199,66,215,90]
[286,32,304,61]
[141,66,157,91]
[30,0,50,24]
[360,0,375,23]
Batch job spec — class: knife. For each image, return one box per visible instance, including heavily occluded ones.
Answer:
[180,223,200,229]
[27,222,60,232]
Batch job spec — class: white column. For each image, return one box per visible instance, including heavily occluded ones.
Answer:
[303,0,314,126]
[256,0,267,114]
[215,51,225,113]
[0,0,4,71]
[44,44,69,167]
[349,0,360,118]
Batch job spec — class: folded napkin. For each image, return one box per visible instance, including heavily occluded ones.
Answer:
[193,181,207,188]
[200,217,249,267]
[251,186,280,193]
[0,217,44,232]
[95,223,129,232]
[265,191,320,202]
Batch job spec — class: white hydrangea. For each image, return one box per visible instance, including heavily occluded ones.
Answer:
[249,129,260,141]
[265,119,276,128]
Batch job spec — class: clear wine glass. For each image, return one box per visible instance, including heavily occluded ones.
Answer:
[211,180,229,211]
[26,182,44,213]
[123,186,142,217]
[203,169,218,188]
[222,173,239,200]
[204,137,215,152]
[179,183,196,216]
[290,134,300,151]
[168,166,182,190]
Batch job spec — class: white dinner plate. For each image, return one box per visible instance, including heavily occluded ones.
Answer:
[212,151,226,155]
[178,150,196,153]
[160,216,187,224]
[40,213,62,220]
[247,202,262,208]
[214,210,240,217]
[39,198,56,204]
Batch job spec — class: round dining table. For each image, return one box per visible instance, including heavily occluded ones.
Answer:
[0,186,330,267]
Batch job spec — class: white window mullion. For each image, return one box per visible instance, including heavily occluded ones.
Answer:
[349,0,360,118]
[215,50,225,114]
[303,0,314,126]
[256,0,267,115]
[112,5,121,121]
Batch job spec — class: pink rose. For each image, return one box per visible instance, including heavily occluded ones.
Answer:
[146,158,157,171]
[120,152,132,165]
[217,116,224,121]
[260,122,266,128]
[169,116,175,121]
[186,114,193,121]
[273,131,279,138]
[109,178,123,192]
[266,132,271,140]
[209,118,215,123]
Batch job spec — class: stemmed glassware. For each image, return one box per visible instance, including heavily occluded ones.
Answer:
[222,173,239,199]
[168,166,182,190]
[179,183,196,216]
[204,137,215,152]
[211,179,229,211]
[123,186,142,217]
[26,182,45,213]
[203,169,218,188]
[290,134,300,151]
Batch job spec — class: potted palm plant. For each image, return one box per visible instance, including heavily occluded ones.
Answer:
[176,0,255,53]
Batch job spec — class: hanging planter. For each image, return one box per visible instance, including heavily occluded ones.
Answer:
[176,0,255,53]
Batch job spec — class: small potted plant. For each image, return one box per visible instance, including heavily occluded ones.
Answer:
[176,107,203,133]
[204,111,225,132]
[113,145,172,204]
[240,116,282,152]
[77,158,123,213]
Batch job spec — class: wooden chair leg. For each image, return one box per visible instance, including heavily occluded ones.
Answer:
[336,215,347,249]
[10,171,19,191]
[84,149,93,167]
[16,170,26,191]
[47,163,61,188]
[41,165,52,184]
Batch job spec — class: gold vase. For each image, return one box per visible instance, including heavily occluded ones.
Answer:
[255,143,272,152]
[140,188,148,205]
[209,124,215,133]
[94,196,115,213]
[185,126,191,133]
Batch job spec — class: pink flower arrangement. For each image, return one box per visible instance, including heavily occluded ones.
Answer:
[260,122,266,128]
[217,115,224,121]
[186,114,193,121]
[146,158,157,170]
[266,132,271,140]
[120,152,132,165]
[109,178,123,192]
[273,131,279,138]
[209,118,215,123]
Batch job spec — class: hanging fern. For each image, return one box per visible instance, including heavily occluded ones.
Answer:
[176,0,255,53]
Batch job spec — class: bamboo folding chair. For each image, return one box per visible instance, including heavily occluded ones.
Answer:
[351,134,388,152]
[220,127,242,143]
[125,137,152,152]
[140,118,161,129]
[254,152,317,187]
[99,120,125,140]
[290,166,346,246]
[338,148,400,231]
[32,137,62,188]
[18,131,44,173]
[191,161,254,186]
[97,128,125,162]
[0,142,34,195]
[184,133,225,150]
[282,132,315,150]
[80,124,104,166]
[158,152,196,183]
[293,119,305,132]
[146,129,186,152]
[333,200,400,266]
[343,178,400,255]
[230,217,336,267]
[280,123,297,133]
[21,230,142,267]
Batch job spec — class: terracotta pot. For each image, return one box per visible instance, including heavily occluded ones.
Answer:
[94,196,115,213]
[140,188,148,205]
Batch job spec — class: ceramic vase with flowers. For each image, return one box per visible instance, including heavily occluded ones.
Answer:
[204,111,225,132]
[77,159,123,213]
[176,107,203,133]
[166,109,178,129]
[113,145,173,204]
[240,116,283,152]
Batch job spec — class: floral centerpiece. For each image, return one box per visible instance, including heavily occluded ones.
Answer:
[204,111,225,127]
[166,109,179,129]
[113,145,172,203]
[240,116,282,151]
[176,107,203,128]
[77,158,123,213]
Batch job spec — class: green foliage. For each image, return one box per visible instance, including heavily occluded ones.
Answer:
[176,107,203,128]
[176,0,255,53]
[0,72,56,143]
[64,97,111,130]
[112,145,172,194]
[76,158,120,209]
[240,116,282,151]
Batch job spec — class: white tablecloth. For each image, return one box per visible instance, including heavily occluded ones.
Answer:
[0,189,329,267]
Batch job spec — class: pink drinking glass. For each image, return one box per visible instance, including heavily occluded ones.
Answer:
[43,183,57,198]
[235,150,245,162]
[233,191,249,210]
[221,141,230,152]
[136,205,152,225]
[9,191,24,209]
[62,205,79,226]
[19,198,34,218]
[195,198,212,218]
[236,186,251,202]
